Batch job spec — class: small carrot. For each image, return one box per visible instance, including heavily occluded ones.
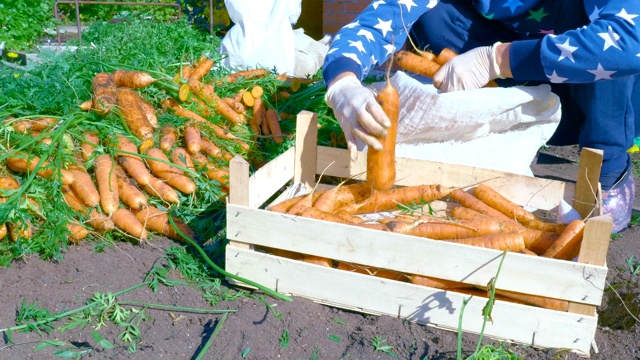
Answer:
[143,176,180,204]
[223,97,247,115]
[81,131,100,161]
[79,99,93,111]
[116,176,148,210]
[69,169,100,208]
[133,205,195,241]
[448,188,515,222]
[28,117,58,132]
[222,68,270,83]
[67,222,90,244]
[337,262,407,281]
[170,147,195,172]
[138,138,155,156]
[112,208,147,240]
[183,125,202,154]
[0,224,8,241]
[159,124,178,152]
[94,154,119,216]
[542,219,585,260]
[265,109,283,144]
[114,134,153,186]
[242,90,255,107]
[111,69,157,88]
[473,184,536,223]
[189,57,214,81]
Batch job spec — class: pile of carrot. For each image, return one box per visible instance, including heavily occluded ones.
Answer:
[266,179,584,312]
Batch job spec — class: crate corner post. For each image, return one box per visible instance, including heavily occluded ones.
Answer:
[294,111,318,190]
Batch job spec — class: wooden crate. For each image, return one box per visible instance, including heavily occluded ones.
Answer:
[226,111,613,356]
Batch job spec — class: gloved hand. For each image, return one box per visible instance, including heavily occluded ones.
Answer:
[433,43,504,92]
[325,75,391,160]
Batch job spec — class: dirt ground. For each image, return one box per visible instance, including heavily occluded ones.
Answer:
[0,145,639,360]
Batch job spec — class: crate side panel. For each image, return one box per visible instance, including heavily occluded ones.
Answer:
[226,248,596,355]
[227,205,607,305]
[248,147,296,208]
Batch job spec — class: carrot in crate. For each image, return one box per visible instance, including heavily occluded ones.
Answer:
[407,219,505,239]
[132,205,195,241]
[443,232,526,252]
[337,184,452,215]
[299,207,354,224]
[542,219,585,260]
[159,124,179,152]
[409,274,474,290]
[267,192,325,213]
[448,188,514,222]
[116,88,155,141]
[111,69,157,89]
[94,154,119,216]
[92,72,118,115]
[112,208,147,240]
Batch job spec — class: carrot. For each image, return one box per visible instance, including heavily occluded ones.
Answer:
[385,219,422,234]
[170,147,195,172]
[302,255,333,267]
[396,50,442,78]
[367,59,399,191]
[275,74,318,85]
[159,124,179,152]
[335,210,365,224]
[223,97,247,115]
[265,109,283,144]
[181,64,194,80]
[337,262,407,281]
[28,117,58,132]
[313,180,372,213]
[189,57,214,81]
[79,99,93,111]
[520,217,568,234]
[62,185,115,232]
[81,131,100,161]
[493,289,569,311]
[139,97,158,128]
[251,85,264,99]
[338,184,452,215]
[8,221,32,242]
[473,184,537,224]
[211,92,246,125]
[407,219,505,239]
[10,119,32,133]
[203,167,230,190]
[94,154,119,216]
[69,169,100,208]
[161,98,241,141]
[143,176,180,204]
[248,114,261,137]
[116,88,155,141]
[0,224,8,241]
[242,88,262,107]
[178,83,191,102]
[444,233,526,252]
[435,48,458,65]
[5,152,74,185]
[111,69,156,89]
[222,68,270,83]
[409,274,473,289]
[91,72,117,115]
[183,125,202,154]
[133,205,195,241]
[415,49,436,61]
[116,176,147,210]
[299,207,354,224]
[138,138,155,156]
[114,134,153,186]
[112,208,147,240]
[186,78,214,103]
[200,139,223,158]
[253,97,269,135]
[267,192,325,213]
[448,188,514,222]
[0,175,20,192]
[67,222,90,244]
[145,148,182,175]
[145,148,196,194]
[542,219,585,260]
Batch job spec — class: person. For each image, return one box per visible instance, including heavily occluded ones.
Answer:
[322,0,640,233]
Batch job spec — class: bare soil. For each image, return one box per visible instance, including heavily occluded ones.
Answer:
[0,145,638,360]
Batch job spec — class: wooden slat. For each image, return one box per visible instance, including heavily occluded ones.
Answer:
[227,205,607,305]
[294,111,318,190]
[226,247,596,356]
[246,147,296,209]
[573,148,603,219]
[569,214,612,315]
[228,156,251,250]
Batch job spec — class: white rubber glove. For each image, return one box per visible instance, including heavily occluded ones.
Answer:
[325,75,391,160]
[433,43,504,92]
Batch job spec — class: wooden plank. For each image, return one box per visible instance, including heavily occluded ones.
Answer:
[226,248,596,356]
[573,148,603,219]
[228,156,251,250]
[294,111,318,190]
[227,205,607,304]
[316,146,565,211]
[569,214,612,315]
[247,147,296,209]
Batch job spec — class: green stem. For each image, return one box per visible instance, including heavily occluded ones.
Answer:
[117,301,237,314]
[194,312,229,360]
[0,281,150,334]
[168,216,292,302]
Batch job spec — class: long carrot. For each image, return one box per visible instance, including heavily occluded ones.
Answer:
[114,134,153,186]
[5,152,74,185]
[161,98,241,141]
[200,139,223,158]
[81,131,100,161]
[211,92,246,125]
[62,185,115,232]
[221,68,270,83]
[473,184,536,224]
[337,184,452,215]
[448,188,514,222]
[253,97,269,136]
[493,289,569,311]
[299,207,355,224]
[111,69,157,89]
[170,147,195,172]
[115,88,155,141]
[133,205,195,241]
[542,219,585,260]
[143,176,180,204]
[94,154,119,216]
[112,208,147,240]
[145,148,196,194]
[265,109,283,144]
[409,274,474,289]
[223,97,247,115]
[92,72,117,115]
[444,232,526,252]
[407,219,504,239]
[268,192,325,213]
[313,181,372,213]
[189,56,214,81]
[116,175,147,211]
[367,60,399,191]
[338,262,407,281]
[69,169,100,208]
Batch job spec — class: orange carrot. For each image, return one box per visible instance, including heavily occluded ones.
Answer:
[170,147,195,172]
[407,219,504,239]
[69,169,100,208]
[139,97,158,128]
[212,92,246,125]
[367,62,399,191]
[61,185,115,232]
[200,139,223,158]
[183,125,202,154]
[265,109,283,144]
[267,192,325,213]
[79,99,93,111]
[138,138,155,156]
[223,97,247,115]
[473,184,536,224]
[5,152,74,185]
[338,184,452,215]
[111,69,156,88]
[143,176,180,204]
[189,57,214,81]
[241,90,255,107]
[337,262,407,281]
[253,97,269,136]
[493,289,569,311]
[251,85,264,99]
[67,222,90,244]
[133,205,195,241]
[81,131,100,161]
[448,188,515,222]
[116,176,148,210]
[0,224,8,241]
[145,148,182,175]
[161,98,241,141]
[542,219,585,260]
[159,124,179,152]
[302,255,334,267]
[116,88,155,141]
[145,148,196,194]
[94,154,119,216]
[222,68,270,83]
[396,50,442,78]
[91,72,117,115]
[444,233,526,252]
[299,207,354,224]
[8,221,32,242]
[112,208,147,240]
[520,217,568,234]
[435,48,458,65]
[409,274,473,289]
[114,134,153,186]
[27,117,58,132]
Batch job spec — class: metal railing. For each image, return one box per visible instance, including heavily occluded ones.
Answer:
[53,0,183,45]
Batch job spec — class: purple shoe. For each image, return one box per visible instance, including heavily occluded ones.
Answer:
[601,172,635,233]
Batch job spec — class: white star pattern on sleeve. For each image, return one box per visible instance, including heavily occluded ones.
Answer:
[616,9,638,25]
[374,18,393,38]
[598,26,621,51]
[587,63,616,80]
[547,70,568,83]
[383,44,396,56]
[349,40,366,53]
[357,29,375,42]
[555,39,578,63]
[426,0,437,9]
[372,0,386,10]
[589,6,602,22]
[398,0,417,12]
[344,20,360,29]
[342,53,362,65]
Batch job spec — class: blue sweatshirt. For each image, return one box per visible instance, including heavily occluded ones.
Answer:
[323,0,640,86]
